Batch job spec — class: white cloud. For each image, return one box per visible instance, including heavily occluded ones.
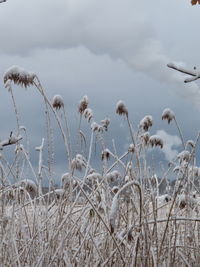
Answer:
[156,130,181,161]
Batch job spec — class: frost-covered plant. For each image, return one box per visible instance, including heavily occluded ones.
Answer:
[162,108,175,124]
[139,115,153,131]
[149,135,164,148]
[52,94,64,110]
[116,100,128,116]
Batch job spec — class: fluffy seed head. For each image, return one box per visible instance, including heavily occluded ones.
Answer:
[177,150,190,163]
[116,100,128,116]
[71,154,86,171]
[52,95,64,110]
[101,117,110,131]
[4,65,36,88]
[91,122,103,133]
[149,135,163,149]
[139,115,153,131]
[101,148,110,160]
[83,108,93,122]
[78,95,89,114]
[141,132,150,146]
[162,108,175,124]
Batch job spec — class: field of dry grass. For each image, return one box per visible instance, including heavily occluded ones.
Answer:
[1,66,200,266]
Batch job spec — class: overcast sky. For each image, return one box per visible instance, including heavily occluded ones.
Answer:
[0,0,200,184]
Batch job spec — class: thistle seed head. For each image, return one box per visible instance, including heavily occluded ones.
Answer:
[116,100,128,116]
[139,115,153,131]
[78,95,89,114]
[4,65,36,88]
[149,135,163,149]
[162,108,175,124]
[52,95,64,110]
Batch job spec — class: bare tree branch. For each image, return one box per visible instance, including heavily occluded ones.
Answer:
[167,62,200,83]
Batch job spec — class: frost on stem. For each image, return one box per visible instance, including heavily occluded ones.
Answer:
[4,65,36,88]
[52,95,64,110]
[78,95,89,115]
[116,100,128,116]
[139,115,153,131]
[162,108,175,124]
[186,140,195,149]
[83,108,93,122]
[149,135,163,149]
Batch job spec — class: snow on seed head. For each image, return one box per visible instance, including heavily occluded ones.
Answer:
[20,179,37,196]
[116,100,128,116]
[177,150,190,163]
[141,132,150,146]
[162,108,175,124]
[149,135,163,149]
[101,117,110,131]
[4,65,36,88]
[91,122,103,133]
[139,115,153,131]
[71,154,86,171]
[101,148,110,161]
[83,108,93,122]
[52,95,64,110]
[106,170,120,183]
[61,172,71,188]
[112,186,119,194]
[78,95,89,114]
[186,140,195,149]
[128,144,135,153]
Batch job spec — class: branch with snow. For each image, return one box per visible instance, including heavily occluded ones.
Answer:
[167,62,200,83]
[0,132,22,149]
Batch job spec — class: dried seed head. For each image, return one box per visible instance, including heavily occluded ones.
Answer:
[177,150,190,163]
[141,132,150,146]
[83,108,93,122]
[91,122,103,133]
[112,186,119,194]
[20,179,37,196]
[4,65,36,88]
[189,166,200,178]
[106,170,120,183]
[149,135,164,149]
[128,144,135,153]
[71,154,86,171]
[186,140,195,149]
[101,117,110,131]
[162,108,175,124]
[61,172,71,189]
[101,148,110,161]
[78,95,89,114]
[139,115,153,131]
[52,95,64,110]
[116,100,128,116]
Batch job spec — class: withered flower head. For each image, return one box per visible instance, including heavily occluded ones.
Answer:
[52,95,64,110]
[116,100,128,116]
[162,108,175,124]
[4,65,36,88]
[78,95,89,114]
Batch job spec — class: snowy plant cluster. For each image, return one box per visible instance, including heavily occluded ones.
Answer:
[1,65,200,266]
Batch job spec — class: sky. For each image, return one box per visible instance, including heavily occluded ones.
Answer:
[0,0,200,184]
